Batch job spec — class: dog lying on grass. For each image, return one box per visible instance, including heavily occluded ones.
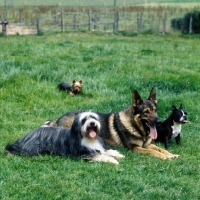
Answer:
[43,88,180,160]
[156,104,188,149]
[5,112,124,164]
[58,80,82,95]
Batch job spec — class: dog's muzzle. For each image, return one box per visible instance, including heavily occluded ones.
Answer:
[181,116,188,124]
[86,122,98,138]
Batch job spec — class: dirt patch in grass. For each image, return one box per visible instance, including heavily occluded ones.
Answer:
[7,25,37,35]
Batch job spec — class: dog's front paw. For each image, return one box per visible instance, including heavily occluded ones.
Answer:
[92,154,120,164]
[166,154,180,159]
[106,157,119,165]
[105,149,125,159]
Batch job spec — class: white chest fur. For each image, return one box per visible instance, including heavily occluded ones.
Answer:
[81,138,105,153]
[171,122,182,138]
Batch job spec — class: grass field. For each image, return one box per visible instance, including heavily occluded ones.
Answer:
[0,31,200,199]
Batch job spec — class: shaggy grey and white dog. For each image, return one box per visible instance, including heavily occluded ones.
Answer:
[5,112,124,164]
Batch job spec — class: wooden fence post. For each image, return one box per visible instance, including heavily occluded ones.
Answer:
[36,12,40,34]
[137,12,143,32]
[73,14,76,30]
[94,13,97,30]
[162,12,167,34]
[54,11,57,26]
[113,11,119,32]
[88,9,91,31]
[0,19,8,37]
[116,11,119,31]
[18,10,22,23]
[189,15,193,34]
[60,6,64,32]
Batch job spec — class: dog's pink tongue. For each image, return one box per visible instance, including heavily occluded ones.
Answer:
[88,128,96,138]
[150,126,157,140]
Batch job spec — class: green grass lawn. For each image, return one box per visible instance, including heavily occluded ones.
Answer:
[0,31,200,199]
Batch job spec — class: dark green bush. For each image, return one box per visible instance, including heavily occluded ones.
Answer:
[171,10,200,34]
[171,18,183,31]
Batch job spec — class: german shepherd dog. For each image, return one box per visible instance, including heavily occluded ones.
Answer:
[43,88,180,159]
[155,104,188,150]
[5,112,124,164]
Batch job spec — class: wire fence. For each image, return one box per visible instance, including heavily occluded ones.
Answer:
[0,4,198,36]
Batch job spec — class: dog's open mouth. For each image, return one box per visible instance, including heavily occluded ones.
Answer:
[87,126,97,138]
[146,123,157,140]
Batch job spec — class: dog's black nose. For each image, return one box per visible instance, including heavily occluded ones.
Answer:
[184,116,188,120]
[155,118,162,125]
[90,122,95,126]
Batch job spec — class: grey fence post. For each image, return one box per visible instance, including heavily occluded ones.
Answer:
[137,12,143,32]
[73,14,76,30]
[61,6,64,32]
[189,15,193,34]
[88,9,91,30]
[19,10,22,23]
[162,12,167,34]
[113,11,119,32]
[36,12,40,34]
[54,11,57,26]
[94,13,97,30]
[116,11,119,31]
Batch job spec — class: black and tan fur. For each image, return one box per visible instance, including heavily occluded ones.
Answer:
[58,80,82,95]
[43,88,180,160]
[5,112,124,164]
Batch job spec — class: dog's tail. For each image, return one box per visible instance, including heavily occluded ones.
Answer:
[41,119,57,127]
[41,120,51,127]
[5,144,22,155]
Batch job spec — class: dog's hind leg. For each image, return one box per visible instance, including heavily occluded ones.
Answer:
[105,149,125,159]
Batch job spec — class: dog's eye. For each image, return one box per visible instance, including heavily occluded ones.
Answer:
[81,118,87,125]
[184,112,187,115]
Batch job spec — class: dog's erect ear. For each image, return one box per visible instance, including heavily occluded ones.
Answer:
[79,80,82,84]
[72,80,76,84]
[172,105,177,111]
[132,90,143,107]
[148,87,157,104]
[179,103,183,109]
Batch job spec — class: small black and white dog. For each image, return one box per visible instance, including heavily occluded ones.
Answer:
[5,112,124,164]
[156,104,188,149]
